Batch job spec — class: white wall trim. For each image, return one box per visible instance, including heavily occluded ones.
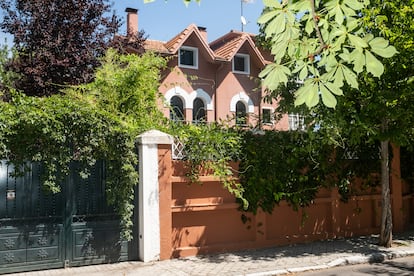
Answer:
[230,92,254,113]
[164,86,191,109]
[189,88,213,110]
[164,86,213,110]
[136,130,173,262]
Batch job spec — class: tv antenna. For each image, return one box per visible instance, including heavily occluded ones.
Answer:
[240,0,253,32]
[240,0,254,32]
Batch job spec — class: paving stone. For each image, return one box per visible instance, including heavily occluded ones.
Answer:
[7,230,414,276]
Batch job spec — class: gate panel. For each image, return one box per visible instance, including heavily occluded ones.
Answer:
[66,162,129,267]
[0,161,137,274]
[0,162,64,274]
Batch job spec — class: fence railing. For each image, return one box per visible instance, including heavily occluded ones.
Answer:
[172,137,186,160]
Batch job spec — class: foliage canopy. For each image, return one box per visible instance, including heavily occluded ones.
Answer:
[258,0,397,108]
[0,0,146,96]
[0,49,167,240]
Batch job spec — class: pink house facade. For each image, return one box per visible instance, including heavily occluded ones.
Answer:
[125,8,291,130]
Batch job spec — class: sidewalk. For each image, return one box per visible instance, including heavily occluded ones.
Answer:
[10,231,414,276]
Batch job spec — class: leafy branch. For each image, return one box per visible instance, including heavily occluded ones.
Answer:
[259,0,397,108]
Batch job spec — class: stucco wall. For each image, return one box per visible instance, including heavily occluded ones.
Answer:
[155,145,413,260]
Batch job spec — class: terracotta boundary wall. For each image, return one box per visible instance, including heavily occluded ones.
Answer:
[137,130,414,261]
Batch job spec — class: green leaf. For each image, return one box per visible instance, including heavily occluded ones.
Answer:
[305,18,314,35]
[294,85,308,107]
[325,81,344,96]
[348,34,368,49]
[344,0,365,11]
[368,37,389,49]
[258,10,279,25]
[260,64,291,90]
[342,65,359,88]
[263,0,282,9]
[349,49,365,73]
[320,84,337,108]
[370,45,398,58]
[335,6,344,25]
[265,14,286,36]
[306,82,320,108]
[291,0,311,11]
[299,65,308,80]
[365,50,384,77]
[270,39,289,61]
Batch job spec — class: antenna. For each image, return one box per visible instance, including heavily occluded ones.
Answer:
[240,0,253,32]
[241,16,247,26]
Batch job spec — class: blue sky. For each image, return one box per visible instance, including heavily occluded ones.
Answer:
[116,0,264,42]
[0,0,264,46]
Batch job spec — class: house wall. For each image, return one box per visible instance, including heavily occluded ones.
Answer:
[157,37,288,128]
[159,35,217,123]
[146,134,414,260]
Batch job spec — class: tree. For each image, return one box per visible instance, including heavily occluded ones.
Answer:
[353,0,414,247]
[0,0,145,96]
[0,43,15,95]
[258,0,397,108]
[267,0,414,248]
[0,49,168,239]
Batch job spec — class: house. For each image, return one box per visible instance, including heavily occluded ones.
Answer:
[125,8,293,130]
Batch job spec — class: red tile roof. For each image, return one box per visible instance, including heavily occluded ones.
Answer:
[144,39,169,54]
[142,24,269,66]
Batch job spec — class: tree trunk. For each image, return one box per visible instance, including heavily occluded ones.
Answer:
[379,139,392,247]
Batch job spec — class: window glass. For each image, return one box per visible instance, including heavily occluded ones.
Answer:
[262,109,272,124]
[170,96,185,122]
[234,56,246,72]
[236,101,247,125]
[179,46,198,68]
[180,49,194,66]
[233,54,250,74]
[193,98,206,123]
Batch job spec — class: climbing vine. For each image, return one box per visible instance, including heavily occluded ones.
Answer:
[238,130,381,214]
[170,122,248,208]
[0,49,167,240]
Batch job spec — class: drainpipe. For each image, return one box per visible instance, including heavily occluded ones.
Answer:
[214,62,225,122]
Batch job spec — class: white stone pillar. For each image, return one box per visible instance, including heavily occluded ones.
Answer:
[136,130,173,262]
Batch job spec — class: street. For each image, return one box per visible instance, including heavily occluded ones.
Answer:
[296,256,414,275]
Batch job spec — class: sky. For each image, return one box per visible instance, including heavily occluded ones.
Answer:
[0,0,265,47]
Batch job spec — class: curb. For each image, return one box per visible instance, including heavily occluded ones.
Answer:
[243,248,414,276]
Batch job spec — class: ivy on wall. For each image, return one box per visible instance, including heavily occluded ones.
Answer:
[171,122,248,208]
[0,49,167,240]
[0,47,387,240]
[238,130,381,214]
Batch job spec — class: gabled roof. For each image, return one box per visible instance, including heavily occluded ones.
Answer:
[210,31,268,67]
[145,24,215,62]
[143,25,270,67]
[144,39,169,54]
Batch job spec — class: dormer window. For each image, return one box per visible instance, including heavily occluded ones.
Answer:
[179,46,198,69]
[232,53,250,74]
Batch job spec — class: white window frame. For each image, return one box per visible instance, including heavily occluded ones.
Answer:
[178,46,198,69]
[232,53,250,74]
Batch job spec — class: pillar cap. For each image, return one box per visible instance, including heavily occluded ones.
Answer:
[137,130,173,145]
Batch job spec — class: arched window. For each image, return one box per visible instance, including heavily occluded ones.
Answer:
[235,101,247,125]
[170,96,185,122]
[192,98,206,123]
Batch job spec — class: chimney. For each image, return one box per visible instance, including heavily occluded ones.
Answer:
[198,26,207,42]
[125,8,138,37]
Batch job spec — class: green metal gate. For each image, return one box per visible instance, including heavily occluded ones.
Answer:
[0,161,138,274]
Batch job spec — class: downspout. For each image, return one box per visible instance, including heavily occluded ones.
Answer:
[215,62,225,122]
